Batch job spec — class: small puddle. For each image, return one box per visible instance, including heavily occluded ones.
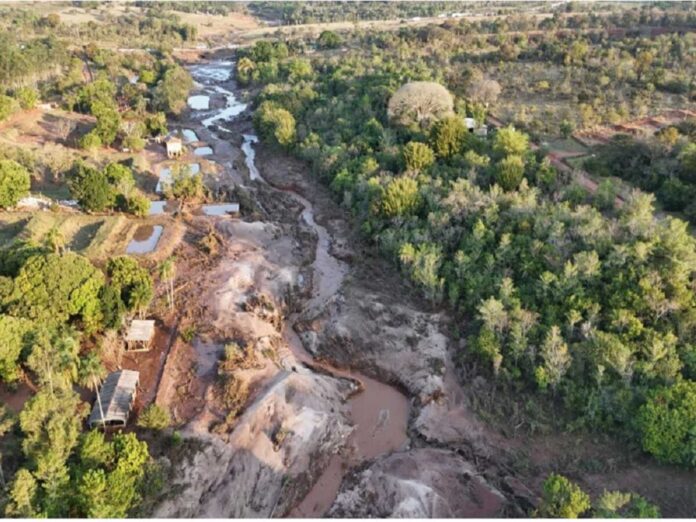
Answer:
[188,163,201,174]
[202,203,239,216]
[156,165,200,193]
[155,168,171,194]
[242,134,260,180]
[126,225,163,254]
[194,146,213,156]
[182,129,199,143]
[188,95,210,110]
[149,200,177,215]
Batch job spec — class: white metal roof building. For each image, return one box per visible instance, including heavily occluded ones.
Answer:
[88,370,140,428]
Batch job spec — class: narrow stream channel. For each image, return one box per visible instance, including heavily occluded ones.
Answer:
[186,57,410,517]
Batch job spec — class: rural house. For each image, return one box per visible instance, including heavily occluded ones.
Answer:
[124,319,156,351]
[465,117,488,136]
[88,369,140,428]
[164,135,183,158]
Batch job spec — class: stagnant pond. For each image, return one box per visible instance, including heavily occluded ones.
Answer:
[187,95,210,110]
[126,225,163,254]
[194,146,213,156]
[201,203,239,216]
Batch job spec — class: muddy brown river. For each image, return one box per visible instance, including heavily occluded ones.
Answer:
[187,58,410,516]
[246,138,410,518]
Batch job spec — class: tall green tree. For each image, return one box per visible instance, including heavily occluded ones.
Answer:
[78,352,107,428]
[5,253,104,330]
[0,159,31,209]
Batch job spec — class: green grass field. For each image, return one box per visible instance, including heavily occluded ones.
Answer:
[0,212,140,260]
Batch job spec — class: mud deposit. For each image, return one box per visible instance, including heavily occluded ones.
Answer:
[241,117,411,518]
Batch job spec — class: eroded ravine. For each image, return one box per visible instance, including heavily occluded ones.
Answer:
[186,57,410,517]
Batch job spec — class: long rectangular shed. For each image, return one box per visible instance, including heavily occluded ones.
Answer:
[89,369,140,428]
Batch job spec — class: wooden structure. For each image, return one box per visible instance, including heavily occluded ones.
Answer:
[164,135,183,158]
[88,370,140,428]
[124,319,155,351]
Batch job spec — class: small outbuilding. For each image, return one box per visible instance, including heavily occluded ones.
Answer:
[164,135,183,158]
[464,117,489,136]
[88,369,140,428]
[124,319,156,351]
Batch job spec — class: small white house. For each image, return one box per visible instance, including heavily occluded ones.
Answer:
[465,117,489,137]
[164,135,183,158]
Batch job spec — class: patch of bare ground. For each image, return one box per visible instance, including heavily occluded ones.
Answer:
[252,141,696,518]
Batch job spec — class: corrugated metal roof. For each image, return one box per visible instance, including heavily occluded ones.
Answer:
[89,370,139,426]
[124,320,155,342]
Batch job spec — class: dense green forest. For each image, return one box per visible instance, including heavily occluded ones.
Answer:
[239,7,696,139]
[243,18,696,467]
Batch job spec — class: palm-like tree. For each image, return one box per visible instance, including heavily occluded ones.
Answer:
[0,405,14,487]
[45,225,65,255]
[79,353,107,428]
[159,256,176,312]
[237,57,255,81]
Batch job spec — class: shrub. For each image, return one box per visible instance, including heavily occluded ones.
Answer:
[402,141,435,172]
[79,131,102,151]
[0,95,19,121]
[127,192,151,217]
[535,474,591,518]
[317,30,341,49]
[69,163,115,212]
[637,380,696,466]
[137,404,171,430]
[254,102,296,147]
[495,155,525,191]
[493,125,529,157]
[14,87,39,110]
[379,176,420,218]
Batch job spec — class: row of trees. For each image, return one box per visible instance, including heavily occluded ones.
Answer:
[248,1,477,25]
[247,32,696,468]
[535,473,659,518]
